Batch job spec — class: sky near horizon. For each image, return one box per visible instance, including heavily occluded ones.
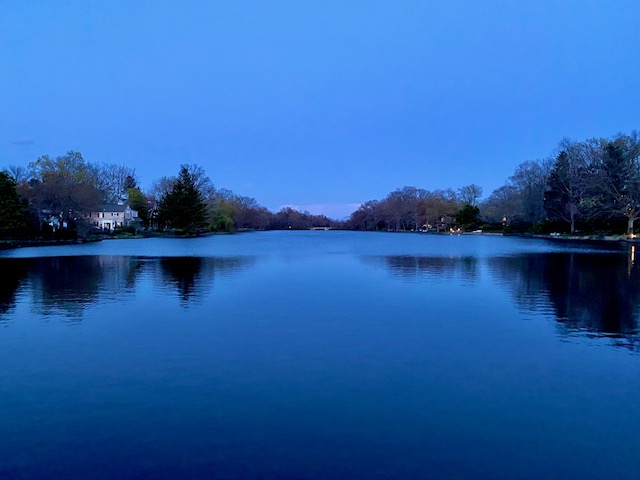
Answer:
[1,1,639,218]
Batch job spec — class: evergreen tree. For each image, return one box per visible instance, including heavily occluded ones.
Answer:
[455,204,481,230]
[157,165,208,232]
[0,171,30,238]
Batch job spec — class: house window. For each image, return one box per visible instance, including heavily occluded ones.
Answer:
[100,212,104,218]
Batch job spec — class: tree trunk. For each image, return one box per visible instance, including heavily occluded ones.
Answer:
[628,216,635,236]
[570,211,576,234]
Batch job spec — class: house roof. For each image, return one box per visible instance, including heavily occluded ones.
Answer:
[99,204,129,212]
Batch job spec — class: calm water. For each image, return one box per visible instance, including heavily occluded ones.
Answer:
[0,231,639,479]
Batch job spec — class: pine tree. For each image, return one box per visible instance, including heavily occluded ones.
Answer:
[157,166,208,233]
[0,172,30,238]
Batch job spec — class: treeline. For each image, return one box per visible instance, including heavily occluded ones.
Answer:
[345,185,483,232]
[347,130,640,236]
[0,153,341,239]
[2,129,639,240]
[149,164,339,233]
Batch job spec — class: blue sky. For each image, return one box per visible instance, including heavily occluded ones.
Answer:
[1,1,639,218]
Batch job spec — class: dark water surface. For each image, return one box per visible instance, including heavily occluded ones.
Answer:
[0,231,639,479]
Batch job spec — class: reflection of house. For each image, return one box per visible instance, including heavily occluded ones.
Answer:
[87,204,139,231]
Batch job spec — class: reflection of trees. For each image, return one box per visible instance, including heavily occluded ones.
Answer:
[0,259,30,316]
[28,256,142,319]
[29,256,105,319]
[158,257,254,306]
[1,255,256,319]
[97,256,142,295]
[366,255,479,283]
[160,257,203,304]
[489,252,640,346]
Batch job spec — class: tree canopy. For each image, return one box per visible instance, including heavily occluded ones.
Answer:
[157,165,208,232]
[0,172,30,238]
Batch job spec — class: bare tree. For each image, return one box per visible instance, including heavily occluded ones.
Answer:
[508,160,550,225]
[482,185,521,224]
[421,189,460,231]
[2,165,31,184]
[458,184,483,206]
[596,131,640,235]
[148,176,176,202]
[544,138,599,233]
[181,164,216,200]
[97,163,139,203]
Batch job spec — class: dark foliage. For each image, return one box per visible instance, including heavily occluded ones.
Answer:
[0,172,31,238]
[158,165,208,233]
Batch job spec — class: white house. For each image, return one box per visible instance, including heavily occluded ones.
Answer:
[87,203,139,231]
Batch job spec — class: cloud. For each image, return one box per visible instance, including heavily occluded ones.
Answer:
[10,140,36,146]
[279,203,361,220]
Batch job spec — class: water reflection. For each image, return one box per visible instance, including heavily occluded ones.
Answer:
[366,251,640,348]
[28,256,141,320]
[160,257,203,303]
[158,257,254,306]
[0,259,30,316]
[489,252,640,347]
[0,256,255,320]
[365,255,479,283]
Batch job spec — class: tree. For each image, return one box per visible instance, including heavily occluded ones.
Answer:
[232,195,271,230]
[482,159,550,228]
[271,207,311,229]
[2,165,30,184]
[25,151,102,225]
[0,172,30,237]
[544,139,596,233]
[91,163,138,203]
[421,189,460,231]
[379,186,429,231]
[348,200,382,230]
[508,160,549,225]
[208,199,236,232]
[181,163,215,200]
[458,184,483,207]
[157,165,208,232]
[596,132,640,235]
[455,204,481,230]
[148,176,176,202]
[126,187,149,226]
[482,185,520,224]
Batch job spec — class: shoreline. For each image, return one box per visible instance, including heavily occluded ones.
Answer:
[0,231,223,250]
[2,230,638,252]
[516,233,636,243]
[0,238,101,250]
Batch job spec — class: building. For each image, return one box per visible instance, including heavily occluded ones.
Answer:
[87,204,139,231]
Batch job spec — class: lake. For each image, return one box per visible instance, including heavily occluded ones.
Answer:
[0,231,639,479]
